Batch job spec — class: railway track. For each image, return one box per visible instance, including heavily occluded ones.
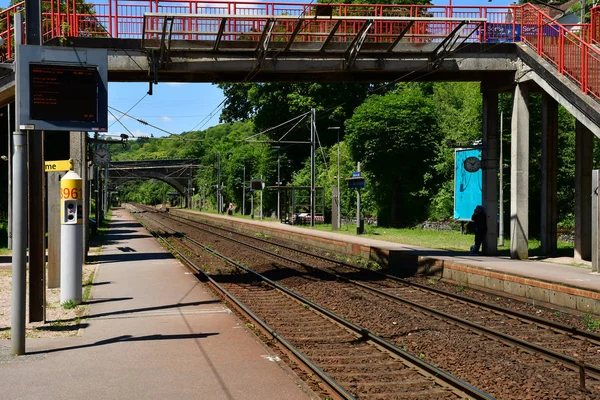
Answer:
[130,205,600,399]
[135,208,491,400]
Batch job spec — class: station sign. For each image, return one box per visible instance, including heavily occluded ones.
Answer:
[45,159,73,172]
[250,179,264,192]
[352,171,362,177]
[18,45,108,132]
[346,177,366,189]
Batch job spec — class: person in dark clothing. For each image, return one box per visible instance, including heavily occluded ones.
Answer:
[470,205,487,254]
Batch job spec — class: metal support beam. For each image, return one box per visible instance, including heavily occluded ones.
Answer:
[159,16,174,67]
[344,20,373,69]
[386,21,414,53]
[213,18,227,51]
[319,20,341,52]
[256,19,275,67]
[429,22,481,69]
[284,20,305,52]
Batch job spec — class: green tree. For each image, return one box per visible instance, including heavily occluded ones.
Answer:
[345,84,440,227]
[428,82,482,220]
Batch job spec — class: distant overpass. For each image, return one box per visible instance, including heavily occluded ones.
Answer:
[108,159,203,207]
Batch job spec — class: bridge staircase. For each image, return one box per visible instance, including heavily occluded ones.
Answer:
[0,1,596,134]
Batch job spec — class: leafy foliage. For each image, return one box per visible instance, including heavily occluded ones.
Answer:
[345,84,440,227]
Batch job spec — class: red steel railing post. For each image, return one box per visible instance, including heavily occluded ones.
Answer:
[558,28,564,74]
[582,40,588,93]
[537,11,542,55]
[114,0,119,38]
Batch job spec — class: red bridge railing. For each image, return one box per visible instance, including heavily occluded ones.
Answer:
[0,1,597,101]
[520,4,599,101]
[592,6,599,45]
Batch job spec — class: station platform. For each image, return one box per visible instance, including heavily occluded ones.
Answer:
[178,210,600,315]
[0,209,317,400]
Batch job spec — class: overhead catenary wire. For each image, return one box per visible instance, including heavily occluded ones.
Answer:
[108,106,180,137]
[108,109,137,138]
[109,93,148,128]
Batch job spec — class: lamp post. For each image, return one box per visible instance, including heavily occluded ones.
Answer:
[242,164,246,216]
[499,110,504,246]
[328,126,341,230]
[271,146,282,221]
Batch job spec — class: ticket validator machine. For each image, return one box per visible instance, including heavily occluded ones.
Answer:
[60,171,83,304]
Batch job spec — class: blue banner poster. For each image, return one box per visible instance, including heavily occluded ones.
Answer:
[454,148,483,221]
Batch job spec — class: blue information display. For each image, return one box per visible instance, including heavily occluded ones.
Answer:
[454,149,482,221]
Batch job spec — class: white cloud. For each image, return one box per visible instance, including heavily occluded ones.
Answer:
[164,82,189,86]
[161,116,173,122]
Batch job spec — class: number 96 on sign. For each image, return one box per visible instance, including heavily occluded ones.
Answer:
[61,187,81,200]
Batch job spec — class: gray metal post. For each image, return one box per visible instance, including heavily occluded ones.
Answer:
[242,164,245,215]
[7,103,11,250]
[260,174,263,219]
[217,152,221,213]
[277,155,280,221]
[328,126,341,230]
[337,129,341,229]
[593,170,599,273]
[11,12,26,355]
[499,111,504,247]
[356,162,361,234]
[310,108,315,227]
[104,167,109,215]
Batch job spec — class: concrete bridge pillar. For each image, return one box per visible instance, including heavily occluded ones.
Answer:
[540,94,558,255]
[482,90,499,255]
[575,120,593,261]
[510,83,530,260]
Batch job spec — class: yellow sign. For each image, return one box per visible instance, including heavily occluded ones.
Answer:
[60,171,83,224]
[45,160,72,172]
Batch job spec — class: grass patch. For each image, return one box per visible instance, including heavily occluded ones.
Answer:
[309,223,574,255]
[583,314,600,332]
[96,209,113,237]
[82,268,96,302]
[0,220,10,255]
[61,299,78,309]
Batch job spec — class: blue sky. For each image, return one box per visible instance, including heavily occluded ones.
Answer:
[107,82,225,139]
[1,0,514,138]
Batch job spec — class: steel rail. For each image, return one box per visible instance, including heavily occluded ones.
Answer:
[136,208,494,400]
[171,209,600,344]
[165,209,600,382]
[133,211,356,400]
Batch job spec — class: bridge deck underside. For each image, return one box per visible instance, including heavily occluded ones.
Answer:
[61,38,518,83]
